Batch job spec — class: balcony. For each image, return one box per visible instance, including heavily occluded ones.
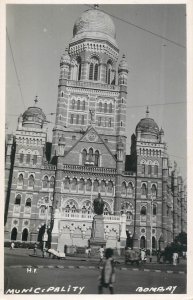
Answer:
[63,164,117,175]
[66,79,120,92]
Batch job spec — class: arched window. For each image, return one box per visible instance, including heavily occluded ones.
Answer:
[128,183,133,197]
[71,204,76,213]
[151,184,157,198]
[77,57,81,81]
[70,114,74,124]
[94,150,99,166]
[15,194,21,205]
[17,174,24,187]
[32,154,37,165]
[140,206,147,216]
[19,153,24,163]
[77,100,80,110]
[79,179,85,192]
[141,183,147,197]
[107,181,113,194]
[76,114,79,124]
[81,115,85,125]
[104,103,107,113]
[99,102,102,112]
[126,211,133,221]
[22,228,28,241]
[28,175,35,188]
[71,99,75,109]
[82,149,87,165]
[98,117,102,126]
[25,198,31,207]
[148,165,152,175]
[63,177,70,190]
[140,236,146,249]
[141,164,145,175]
[11,227,17,241]
[109,103,113,113]
[121,182,127,196]
[71,178,77,191]
[88,148,93,163]
[89,57,99,81]
[154,165,158,175]
[106,61,113,84]
[152,236,156,249]
[101,180,106,193]
[86,179,92,192]
[103,207,109,216]
[153,204,157,215]
[82,100,86,110]
[40,206,46,216]
[42,176,49,189]
[26,153,30,164]
[50,176,55,189]
[93,180,99,192]
[108,118,112,127]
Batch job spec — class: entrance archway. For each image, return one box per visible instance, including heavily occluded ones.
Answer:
[140,236,146,249]
[22,228,28,241]
[11,227,17,241]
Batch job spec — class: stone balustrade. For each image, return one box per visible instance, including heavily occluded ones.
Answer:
[63,164,116,174]
[67,79,120,91]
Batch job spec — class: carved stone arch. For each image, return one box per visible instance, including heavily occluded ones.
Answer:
[140,159,146,165]
[147,160,153,165]
[103,201,111,215]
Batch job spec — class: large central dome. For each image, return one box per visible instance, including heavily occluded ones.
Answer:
[72,8,117,47]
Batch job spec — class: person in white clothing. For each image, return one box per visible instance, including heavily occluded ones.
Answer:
[173,252,178,265]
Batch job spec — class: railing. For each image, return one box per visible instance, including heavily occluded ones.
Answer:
[66,79,120,92]
[42,164,56,170]
[63,164,116,174]
[61,212,121,222]
[123,171,136,176]
[103,215,120,221]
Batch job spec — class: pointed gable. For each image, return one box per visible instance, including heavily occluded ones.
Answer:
[61,126,116,168]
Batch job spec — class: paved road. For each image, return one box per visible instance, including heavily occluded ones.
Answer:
[4,249,187,294]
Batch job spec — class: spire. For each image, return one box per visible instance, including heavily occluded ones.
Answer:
[146,106,149,118]
[34,95,38,106]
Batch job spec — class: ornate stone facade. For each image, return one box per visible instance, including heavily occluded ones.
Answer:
[5,7,186,251]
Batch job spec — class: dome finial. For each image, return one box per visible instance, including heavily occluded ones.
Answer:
[146,106,149,118]
[34,95,38,106]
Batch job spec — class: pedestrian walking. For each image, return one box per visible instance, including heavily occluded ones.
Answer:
[173,252,178,266]
[98,245,104,266]
[10,241,15,250]
[33,243,37,255]
[98,248,115,294]
[140,248,146,263]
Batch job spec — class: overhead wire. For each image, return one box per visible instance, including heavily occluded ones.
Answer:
[6,27,26,110]
[85,4,186,49]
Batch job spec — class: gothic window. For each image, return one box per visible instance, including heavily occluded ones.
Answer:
[101,180,106,193]
[94,150,99,166]
[77,57,81,81]
[17,174,24,187]
[63,177,70,190]
[19,153,24,163]
[71,99,75,109]
[40,206,46,216]
[81,115,85,125]
[140,236,146,248]
[120,121,123,127]
[82,149,87,165]
[81,206,87,215]
[79,179,85,191]
[104,103,107,113]
[77,100,80,110]
[11,227,17,241]
[26,154,30,164]
[88,148,93,163]
[50,176,55,189]
[141,183,147,197]
[99,102,102,112]
[93,180,99,192]
[32,154,37,165]
[71,204,77,213]
[151,184,157,198]
[107,181,113,194]
[28,175,35,188]
[126,211,133,221]
[103,207,109,215]
[108,118,112,127]
[153,204,157,215]
[98,117,102,126]
[86,179,92,192]
[106,61,113,84]
[152,236,156,249]
[71,178,77,191]
[154,165,158,175]
[140,206,147,222]
[148,165,152,175]
[128,182,133,197]
[89,57,99,81]
[70,114,74,124]
[82,100,86,110]
[65,204,70,213]
[25,198,31,207]
[15,194,21,205]
[42,176,49,189]
[76,114,79,124]
[109,103,113,113]
[22,228,28,241]
[141,164,145,175]
[121,182,127,196]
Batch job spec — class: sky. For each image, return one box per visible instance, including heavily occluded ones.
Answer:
[5,3,187,178]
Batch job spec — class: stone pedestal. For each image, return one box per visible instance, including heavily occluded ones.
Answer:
[89,215,106,255]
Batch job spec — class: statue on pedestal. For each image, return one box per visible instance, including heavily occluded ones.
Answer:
[93,193,104,215]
